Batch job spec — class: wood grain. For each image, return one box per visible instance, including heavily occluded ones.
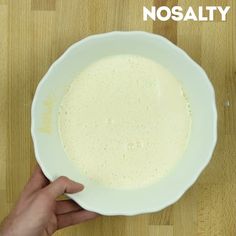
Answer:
[0,0,235,235]
[31,0,56,11]
[0,4,7,192]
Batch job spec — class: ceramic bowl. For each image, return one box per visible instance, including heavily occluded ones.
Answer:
[31,31,217,215]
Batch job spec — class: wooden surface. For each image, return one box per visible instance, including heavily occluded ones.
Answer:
[0,0,236,235]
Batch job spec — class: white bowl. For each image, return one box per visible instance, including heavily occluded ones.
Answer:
[31,31,217,216]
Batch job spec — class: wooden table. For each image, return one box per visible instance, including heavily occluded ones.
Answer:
[0,0,235,235]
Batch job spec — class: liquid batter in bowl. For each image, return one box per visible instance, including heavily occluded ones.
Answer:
[58,54,191,189]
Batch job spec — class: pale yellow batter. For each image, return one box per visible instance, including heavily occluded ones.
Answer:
[58,54,191,189]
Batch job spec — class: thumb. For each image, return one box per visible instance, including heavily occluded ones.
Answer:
[44,176,84,199]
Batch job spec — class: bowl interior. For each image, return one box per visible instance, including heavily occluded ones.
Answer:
[31,31,217,215]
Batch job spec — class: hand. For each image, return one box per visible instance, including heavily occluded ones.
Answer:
[0,165,98,236]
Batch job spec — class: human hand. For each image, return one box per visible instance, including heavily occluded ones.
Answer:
[0,165,98,236]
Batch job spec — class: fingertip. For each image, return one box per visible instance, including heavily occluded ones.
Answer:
[79,184,84,191]
[66,178,84,192]
[72,182,84,192]
[88,211,99,218]
[84,210,99,216]
[57,209,98,229]
[47,176,85,197]
[81,210,99,220]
